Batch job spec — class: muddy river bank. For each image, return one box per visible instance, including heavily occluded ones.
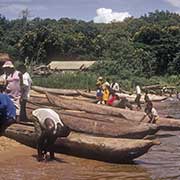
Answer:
[0,97,180,180]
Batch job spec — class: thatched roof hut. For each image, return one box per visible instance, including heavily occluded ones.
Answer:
[48,61,96,72]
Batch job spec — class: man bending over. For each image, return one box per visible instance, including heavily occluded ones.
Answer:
[32,108,70,162]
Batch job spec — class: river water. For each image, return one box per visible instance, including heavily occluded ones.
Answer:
[0,97,180,180]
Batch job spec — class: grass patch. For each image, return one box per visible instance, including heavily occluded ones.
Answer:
[32,72,180,92]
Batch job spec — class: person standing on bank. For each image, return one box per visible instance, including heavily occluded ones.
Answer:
[2,61,21,119]
[18,64,32,121]
[135,84,142,110]
[32,108,71,162]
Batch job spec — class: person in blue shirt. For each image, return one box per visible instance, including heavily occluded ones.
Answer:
[0,84,16,134]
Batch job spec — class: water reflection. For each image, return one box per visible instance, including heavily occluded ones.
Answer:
[0,131,180,180]
[137,130,180,180]
[0,151,153,180]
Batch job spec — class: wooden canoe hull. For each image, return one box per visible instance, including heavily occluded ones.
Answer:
[27,102,158,139]
[32,86,167,102]
[32,86,80,96]
[4,123,159,163]
[46,92,149,121]
[57,113,158,139]
[76,90,96,99]
[116,93,167,103]
[46,92,180,130]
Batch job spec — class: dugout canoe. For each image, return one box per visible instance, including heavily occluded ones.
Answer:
[26,102,158,139]
[32,86,80,96]
[32,86,167,102]
[29,94,96,106]
[46,92,180,130]
[4,123,160,163]
[116,93,167,103]
[76,90,96,99]
[59,111,158,139]
[46,92,149,121]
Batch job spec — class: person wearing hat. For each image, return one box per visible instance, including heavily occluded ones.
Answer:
[2,61,21,118]
[0,82,16,134]
[96,76,104,87]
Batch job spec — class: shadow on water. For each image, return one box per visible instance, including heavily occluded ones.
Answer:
[154,133,176,138]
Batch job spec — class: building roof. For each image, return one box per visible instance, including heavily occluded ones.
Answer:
[48,61,96,70]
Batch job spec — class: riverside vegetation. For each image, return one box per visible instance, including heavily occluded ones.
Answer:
[1,10,180,90]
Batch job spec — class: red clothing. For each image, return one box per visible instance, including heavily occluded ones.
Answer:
[107,95,117,106]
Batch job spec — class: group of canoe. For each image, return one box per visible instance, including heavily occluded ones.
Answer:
[5,85,180,163]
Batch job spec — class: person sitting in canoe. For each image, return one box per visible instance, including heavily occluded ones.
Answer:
[32,108,71,162]
[140,101,159,124]
[0,81,16,135]
[107,90,133,110]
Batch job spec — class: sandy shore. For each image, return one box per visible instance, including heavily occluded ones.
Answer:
[0,136,152,180]
[0,136,21,152]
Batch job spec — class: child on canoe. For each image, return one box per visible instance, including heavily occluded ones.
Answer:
[140,101,159,124]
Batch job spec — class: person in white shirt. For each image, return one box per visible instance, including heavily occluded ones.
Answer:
[32,108,71,162]
[18,64,32,121]
[110,82,120,92]
[135,85,141,110]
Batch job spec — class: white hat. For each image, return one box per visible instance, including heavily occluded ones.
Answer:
[97,76,103,81]
[2,61,14,68]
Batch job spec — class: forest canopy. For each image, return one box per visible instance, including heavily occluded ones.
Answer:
[1,10,180,78]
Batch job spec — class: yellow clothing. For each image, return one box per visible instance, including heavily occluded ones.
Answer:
[103,88,110,102]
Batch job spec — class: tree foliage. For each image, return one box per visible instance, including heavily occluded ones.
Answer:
[0,10,180,77]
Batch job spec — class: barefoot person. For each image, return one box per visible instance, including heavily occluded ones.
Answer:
[32,108,70,162]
